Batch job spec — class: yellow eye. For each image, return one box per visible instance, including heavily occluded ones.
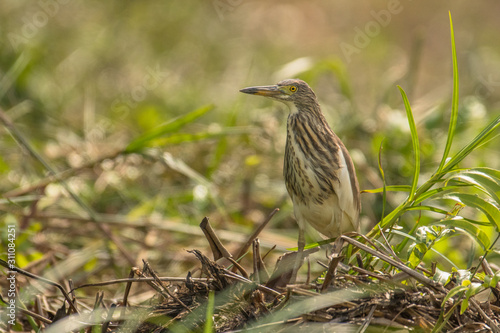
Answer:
[289,86,297,92]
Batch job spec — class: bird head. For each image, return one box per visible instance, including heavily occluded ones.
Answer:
[240,79,319,113]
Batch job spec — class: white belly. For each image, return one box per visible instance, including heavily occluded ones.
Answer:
[288,136,359,238]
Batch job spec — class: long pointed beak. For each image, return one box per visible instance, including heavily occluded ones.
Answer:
[239,85,281,96]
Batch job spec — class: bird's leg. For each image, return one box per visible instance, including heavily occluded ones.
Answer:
[326,237,345,259]
[290,226,305,284]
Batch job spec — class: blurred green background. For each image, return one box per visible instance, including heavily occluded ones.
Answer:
[1,0,499,280]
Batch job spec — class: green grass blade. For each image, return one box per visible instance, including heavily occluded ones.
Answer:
[437,12,459,174]
[405,205,450,215]
[159,152,213,188]
[125,104,214,153]
[442,285,469,306]
[414,184,471,204]
[361,185,411,194]
[378,140,387,221]
[398,86,420,202]
[456,217,493,227]
[203,290,215,333]
[442,114,500,173]
[142,127,254,147]
[0,52,30,99]
[377,200,409,230]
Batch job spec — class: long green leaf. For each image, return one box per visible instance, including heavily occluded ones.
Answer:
[361,185,411,194]
[447,169,500,206]
[125,104,214,152]
[378,140,387,221]
[405,205,450,215]
[379,201,406,229]
[0,52,30,99]
[398,86,420,202]
[437,13,459,173]
[142,127,255,148]
[414,184,470,205]
[430,218,490,250]
[445,193,500,230]
[456,216,493,227]
[442,114,500,173]
[203,290,215,333]
[469,167,500,181]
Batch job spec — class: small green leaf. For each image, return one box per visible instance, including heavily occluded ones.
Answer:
[460,298,469,314]
[491,271,500,287]
[408,242,427,268]
[433,268,452,285]
[442,285,468,306]
[483,275,491,288]
[461,282,484,314]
